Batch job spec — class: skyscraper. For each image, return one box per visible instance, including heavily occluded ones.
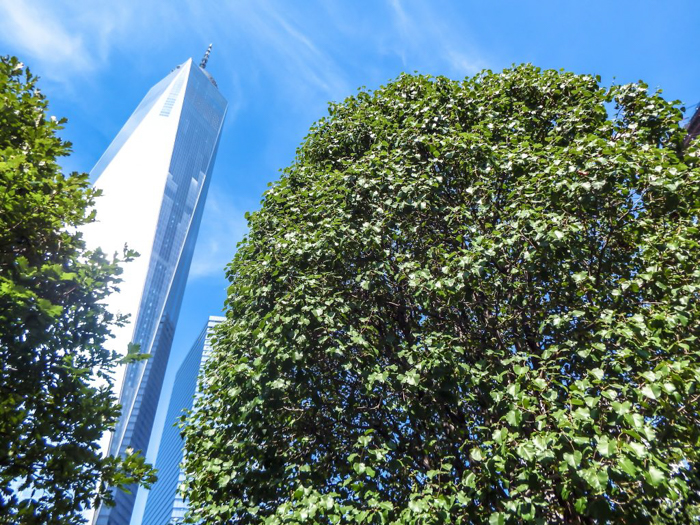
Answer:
[141,316,223,525]
[83,48,227,525]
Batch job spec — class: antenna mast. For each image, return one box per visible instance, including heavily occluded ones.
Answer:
[200,43,213,69]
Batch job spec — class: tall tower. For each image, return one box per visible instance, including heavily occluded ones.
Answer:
[84,48,227,525]
[141,316,223,525]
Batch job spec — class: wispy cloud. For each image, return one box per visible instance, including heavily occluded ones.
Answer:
[387,0,410,66]
[0,1,182,86]
[261,5,350,96]
[445,48,485,77]
[189,191,249,280]
[386,0,486,78]
[0,1,94,78]
[184,0,352,104]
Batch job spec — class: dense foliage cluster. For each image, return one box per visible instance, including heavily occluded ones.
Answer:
[183,65,700,523]
[0,56,154,524]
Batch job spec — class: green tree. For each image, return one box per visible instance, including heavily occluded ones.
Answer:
[0,56,155,524]
[183,65,700,523]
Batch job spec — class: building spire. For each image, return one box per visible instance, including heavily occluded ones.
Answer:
[200,43,213,69]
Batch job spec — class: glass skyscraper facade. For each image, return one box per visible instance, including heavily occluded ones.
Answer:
[141,316,223,524]
[83,55,227,525]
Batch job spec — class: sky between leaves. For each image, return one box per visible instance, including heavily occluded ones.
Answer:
[1,0,699,522]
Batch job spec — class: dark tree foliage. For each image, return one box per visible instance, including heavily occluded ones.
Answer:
[183,65,700,524]
[0,56,155,524]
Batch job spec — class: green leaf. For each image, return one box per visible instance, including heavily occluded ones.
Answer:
[489,512,506,525]
[120,342,152,364]
[470,448,483,462]
[596,437,615,457]
[353,462,367,475]
[627,441,646,458]
[532,377,547,390]
[493,428,508,444]
[618,457,637,476]
[505,409,523,426]
[517,442,536,462]
[624,412,644,429]
[564,450,582,468]
[590,368,604,381]
[641,384,661,400]
[463,471,476,489]
[647,466,665,487]
[611,401,631,415]
[581,466,608,492]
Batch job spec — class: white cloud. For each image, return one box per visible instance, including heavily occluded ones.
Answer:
[0,1,94,77]
[183,0,352,103]
[189,191,249,280]
[445,48,485,77]
[262,5,350,96]
[0,1,181,86]
[385,0,487,78]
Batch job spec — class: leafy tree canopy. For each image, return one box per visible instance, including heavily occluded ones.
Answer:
[0,56,155,524]
[183,65,700,524]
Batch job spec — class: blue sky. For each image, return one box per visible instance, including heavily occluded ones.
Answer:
[1,0,699,519]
